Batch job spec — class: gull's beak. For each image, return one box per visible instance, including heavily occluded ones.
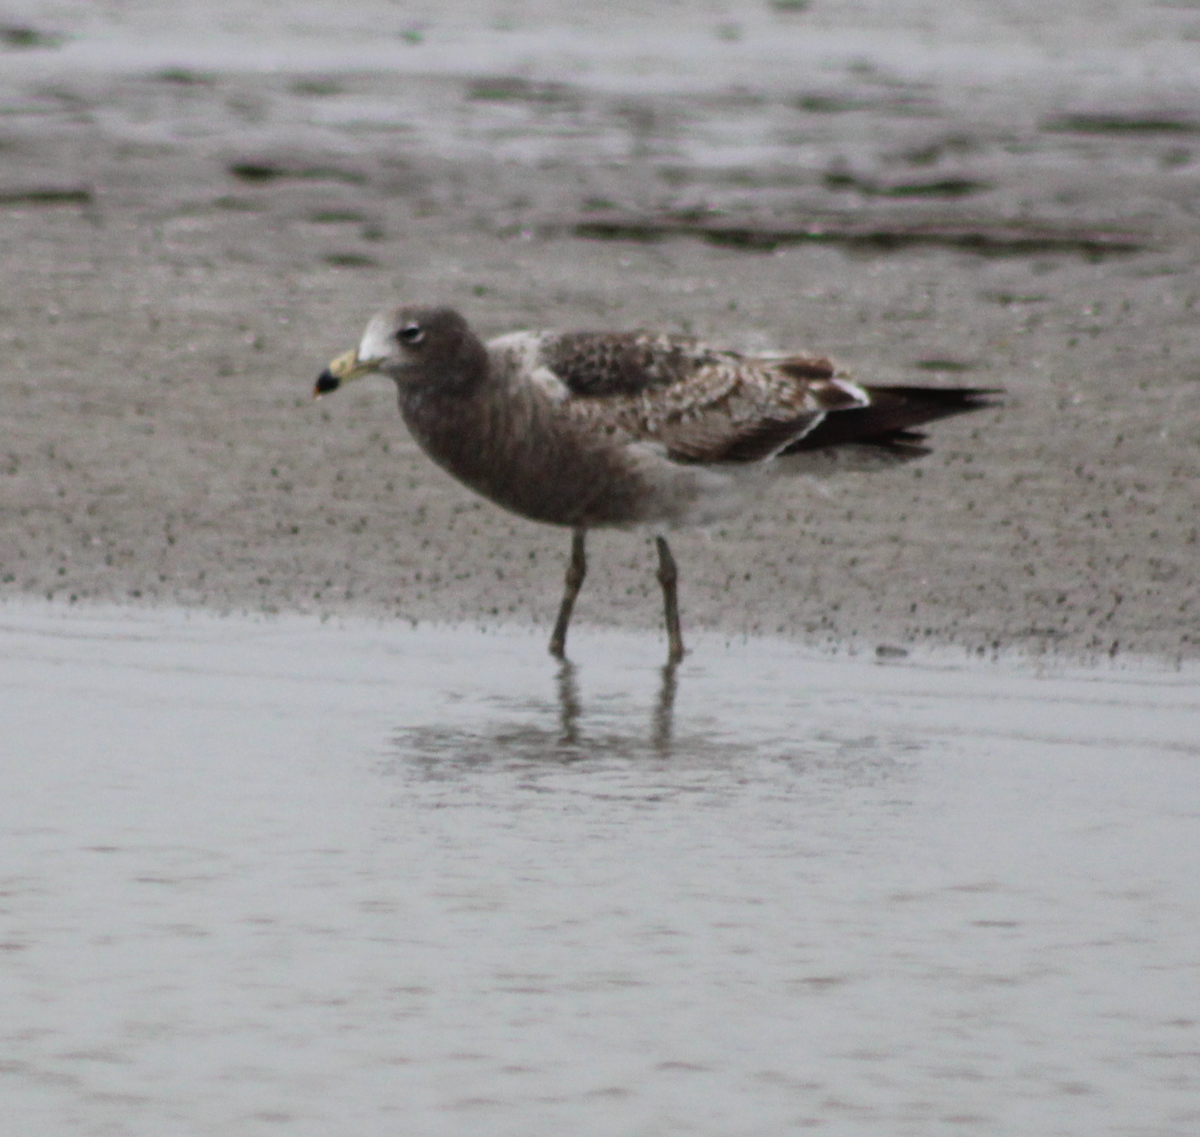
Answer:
[314,348,380,398]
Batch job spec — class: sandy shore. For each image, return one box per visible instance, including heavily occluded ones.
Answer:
[3,3,1199,661]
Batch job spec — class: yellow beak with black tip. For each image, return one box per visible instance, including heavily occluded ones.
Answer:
[313,348,381,398]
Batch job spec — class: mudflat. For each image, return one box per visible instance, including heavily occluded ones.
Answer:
[3,2,1199,660]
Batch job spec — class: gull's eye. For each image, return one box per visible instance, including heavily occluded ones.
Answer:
[397,323,424,346]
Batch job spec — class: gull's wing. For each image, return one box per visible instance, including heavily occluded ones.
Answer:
[492,330,868,464]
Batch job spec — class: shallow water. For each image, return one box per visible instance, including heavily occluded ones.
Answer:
[2,602,1198,1136]
[6,0,1196,90]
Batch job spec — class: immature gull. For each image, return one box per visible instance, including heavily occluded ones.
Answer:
[315,307,996,662]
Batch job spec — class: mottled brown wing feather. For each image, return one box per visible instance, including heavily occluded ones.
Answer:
[544,334,874,464]
[544,332,724,397]
[776,355,839,381]
[658,414,824,463]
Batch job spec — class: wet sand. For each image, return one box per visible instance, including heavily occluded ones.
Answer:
[3,2,1200,660]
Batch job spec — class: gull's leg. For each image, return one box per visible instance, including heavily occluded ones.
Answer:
[655,535,685,664]
[549,529,587,658]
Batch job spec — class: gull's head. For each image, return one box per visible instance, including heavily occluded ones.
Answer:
[314,306,480,397]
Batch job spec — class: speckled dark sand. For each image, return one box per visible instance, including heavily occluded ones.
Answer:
[3,2,1199,660]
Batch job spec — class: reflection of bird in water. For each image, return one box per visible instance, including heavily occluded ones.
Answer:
[556,658,679,756]
[649,663,678,755]
[316,307,997,662]
[555,660,583,748]
[390,658,682,774]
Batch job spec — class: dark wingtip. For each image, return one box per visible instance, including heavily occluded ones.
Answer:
[314,369,340,398]
[955,387,1005,410]
[873,385,1004,417]
[783,385,1002,455]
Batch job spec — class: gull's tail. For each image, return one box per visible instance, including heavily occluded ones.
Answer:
[783,386,1001,457]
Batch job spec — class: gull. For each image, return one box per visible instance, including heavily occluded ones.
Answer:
[315,306,996,663]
